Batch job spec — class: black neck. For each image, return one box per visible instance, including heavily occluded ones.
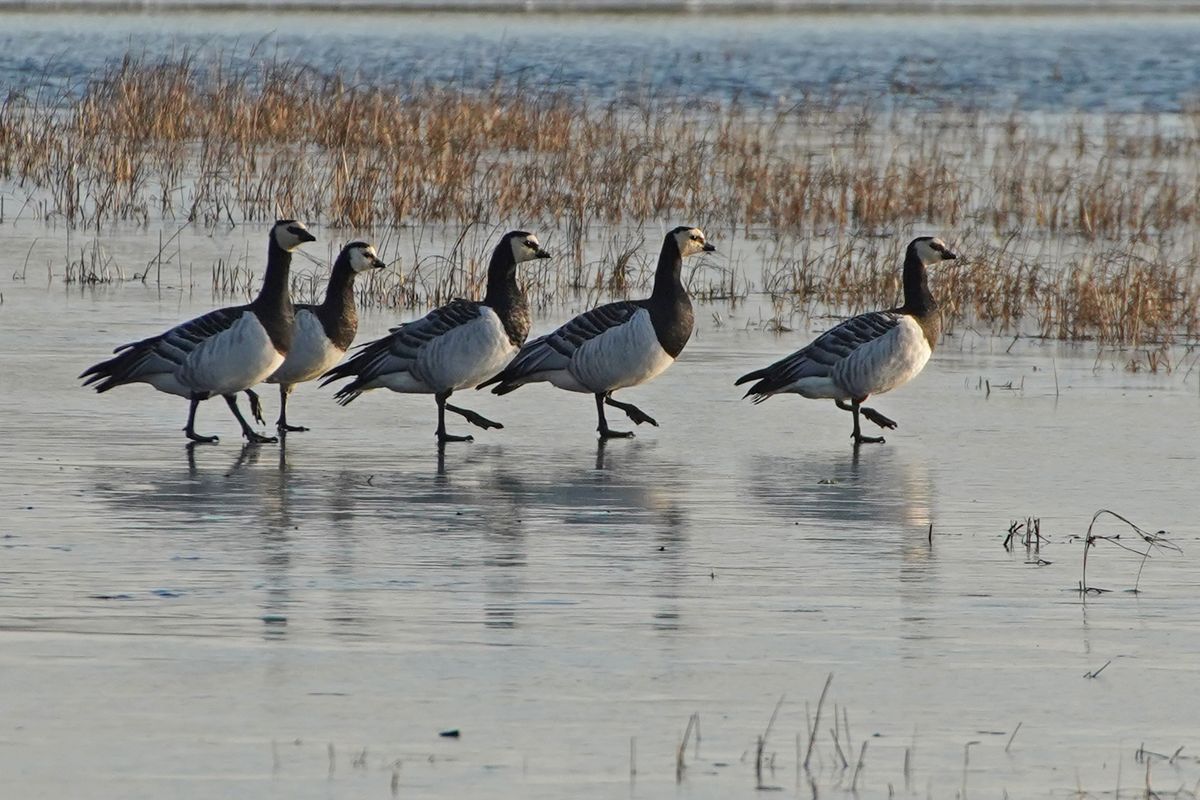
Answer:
[482,246,530,346]
[483,247,519,308]
[313,255,359,351]
[321,257,356,315]
[901,250,937,317]
[254,238,294,312]
[251,237,295,353]
[650,237,685,304]
[644,235,694,358]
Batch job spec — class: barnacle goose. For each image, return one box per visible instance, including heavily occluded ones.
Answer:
[735,236,957,445]
[80,220,316,444]
[245,241,386,433]
[320,230,550,444]
[479,226,714,439]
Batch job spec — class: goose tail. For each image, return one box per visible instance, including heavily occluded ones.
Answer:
[734,366,767,387]
[476,369,523,395]
[735,367,778,402]
[80,341,152,393]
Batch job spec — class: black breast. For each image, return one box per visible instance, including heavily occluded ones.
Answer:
[254,303,295,355]
[311,302,358,351]
[913,308,941,353]
[496,298,532,347]
[644,295,694,358]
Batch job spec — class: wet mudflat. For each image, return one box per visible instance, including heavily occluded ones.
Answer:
[2,280,1198,799]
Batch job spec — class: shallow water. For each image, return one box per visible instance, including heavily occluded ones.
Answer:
[3,6,1200,792]
[3,8,1200,111]
[2,254,1199,797]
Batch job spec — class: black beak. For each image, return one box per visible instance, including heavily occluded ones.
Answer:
[372,257,387,270]
[703,243,716,252]
[298,229,317,244]
[535,248,552,259]
[942,250,958,260]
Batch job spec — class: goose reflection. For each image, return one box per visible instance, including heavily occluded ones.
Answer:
[749,447,932,534]
[517,440,689,633]
[91,442,299,640]
[350,441,688,630]
[747,446,940,652]
[86,438,692,638]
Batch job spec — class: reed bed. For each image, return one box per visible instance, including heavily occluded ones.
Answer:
[3,52,1200,345]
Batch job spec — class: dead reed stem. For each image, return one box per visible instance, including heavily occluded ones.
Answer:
[1077,509,1180,594]
[5,53,1200,345]
[803,673,833,772]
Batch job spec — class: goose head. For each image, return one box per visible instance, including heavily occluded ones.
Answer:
[909,236,957,266]
[273,219,317,252]
[506,230,552,263]
[344,241,387,273]
[671,226,716,258]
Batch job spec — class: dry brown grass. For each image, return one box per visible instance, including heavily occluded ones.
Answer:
[3,52,1200,346]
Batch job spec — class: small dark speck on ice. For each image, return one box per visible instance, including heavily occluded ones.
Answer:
[262,614,288,624]
[439,729,460,738]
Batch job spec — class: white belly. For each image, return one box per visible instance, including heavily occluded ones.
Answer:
[791,376,842,400]
[178,313,285,396]
[564,309,676,393]
[833,317,931,400]
[410,308,518,393]
[269,309,345,386]
[145,372,194,398]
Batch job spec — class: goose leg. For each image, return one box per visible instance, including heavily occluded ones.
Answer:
[444,401,504,431]
[838,398,885,445]
[595,392,635,439]
[245,389,266,425]
[604,394,659,427]
[184,394,219,443]
[436,391,474,443]
[276,384,309,433]
[224,394,278,444]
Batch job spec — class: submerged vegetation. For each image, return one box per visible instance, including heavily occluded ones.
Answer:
[2,52,1199,345]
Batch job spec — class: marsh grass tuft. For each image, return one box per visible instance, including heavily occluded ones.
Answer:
[1074,509,1181,594]
[4,53,1200,344]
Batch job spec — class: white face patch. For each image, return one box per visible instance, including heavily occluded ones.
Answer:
[273,221,314,252]
[511,234,544,263]
[349,245,380,273]
[914,237,954,266]
[674,227,709,258]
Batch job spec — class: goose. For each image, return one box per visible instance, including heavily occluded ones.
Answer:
[479,226,714,439]
[320,230,550,443]
[734,236,956,445]
[81,219,316,444]
[245,241,386,433]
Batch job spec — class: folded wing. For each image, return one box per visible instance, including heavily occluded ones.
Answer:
[81,306,248,396]
[479,300,642,394]
[735,311,902,402]
[321,299,485,403]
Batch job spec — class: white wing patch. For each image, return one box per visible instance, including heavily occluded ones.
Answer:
[832,316,931,400]
[178,314,284,395]
[269,309,344,386]
[562,308,675,393]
